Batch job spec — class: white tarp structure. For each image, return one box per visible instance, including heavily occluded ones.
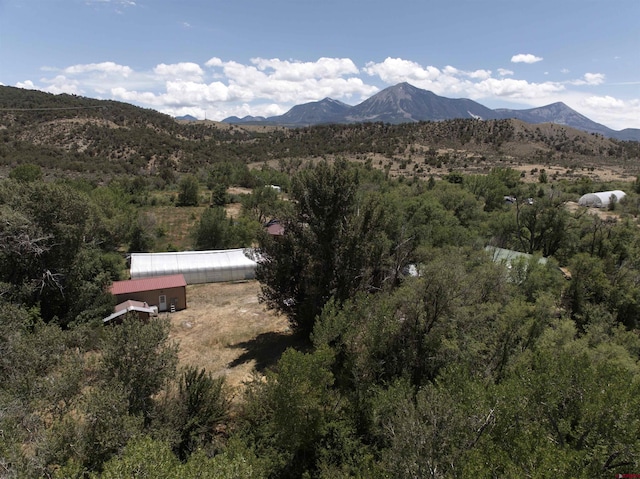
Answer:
[578,190,626,208]
[130,249,257,284]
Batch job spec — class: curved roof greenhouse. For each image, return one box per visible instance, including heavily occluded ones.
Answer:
[130,249,257,284]
[578,190,626,208]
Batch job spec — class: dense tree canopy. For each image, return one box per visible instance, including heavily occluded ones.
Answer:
[2,157,640,478]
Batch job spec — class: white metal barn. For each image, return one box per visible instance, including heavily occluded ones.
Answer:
[130,249,257,284]
[578,190,626,208]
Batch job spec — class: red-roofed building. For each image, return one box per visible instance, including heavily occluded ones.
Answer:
[109,274,187,312]
[264,219,284,237]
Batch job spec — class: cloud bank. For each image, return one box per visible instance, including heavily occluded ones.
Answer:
[10,56,639,130]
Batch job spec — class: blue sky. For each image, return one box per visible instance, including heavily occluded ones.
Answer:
[1,0,638,130]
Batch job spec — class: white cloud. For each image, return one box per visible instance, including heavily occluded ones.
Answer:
[205,57,223,68]
[363,57,563,102]
[578,96,640,130]
[569,72,605,86]
[86,57,378,120]
[443,65,491,79]
[17,76,81,95]
[471,77,564,99]
[583,95,625,109]
[154,62,204,82]
[467,69,492,80]
[251,57,359,80]
[111,87,161,105]
[364,58,442,84]
[11,55,639,129]
[511,54,543,64]
[560,68,570,74]
[41,75,82,95]
[206,57,377,104]
[164,81,231,104]
[16,80,37,90]
[584,72,605,85]
[64,62,133,77]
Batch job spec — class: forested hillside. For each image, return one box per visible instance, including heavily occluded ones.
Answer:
[2,86,639,181]
[1,87,640,478]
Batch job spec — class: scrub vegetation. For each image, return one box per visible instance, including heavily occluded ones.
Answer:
[1,87,640,477]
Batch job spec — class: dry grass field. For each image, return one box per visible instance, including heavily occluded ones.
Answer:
[165,280,304,397]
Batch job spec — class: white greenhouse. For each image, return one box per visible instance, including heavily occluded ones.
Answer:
[578,190,626,208]
[130,249,257,284]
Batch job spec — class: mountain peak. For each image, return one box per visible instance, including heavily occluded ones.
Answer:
[176,114,198,122]
[219,82,637,140]
[495,101,615,136]
[345,82,496,123]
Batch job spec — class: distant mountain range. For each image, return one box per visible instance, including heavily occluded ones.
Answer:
[219,82,640,141]
[176,114,198,122]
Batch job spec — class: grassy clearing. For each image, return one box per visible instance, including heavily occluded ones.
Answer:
[165,280,303,396]
[142,189,249,252]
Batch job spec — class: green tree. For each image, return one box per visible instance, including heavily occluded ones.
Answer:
[256,160,358,334]
[96,436,259,479]
[240,347,367,478]
[89,184,137,251]
[9,163,43,183]
[240,185,282,224]
[95,436,179,479]
[257,160,402,335]
[128,223,154,253]
[173,367,231,460]
[209,182,228,206]
[515,194,571,257]
[380,370,494,478]
[100,316,178,422]
[538,168,548,183]
[177,174,200,206]
[191,206,237,250]
[0,180,118,324]
[474,319,640,476]
[564,253,611,327]
[79,382,144,472]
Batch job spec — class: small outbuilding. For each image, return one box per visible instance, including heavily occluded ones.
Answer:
[103,300,158,325]
[110,274,187,312]
[130,249,257,284]
[264,219,285,237]
[578,190,626,208]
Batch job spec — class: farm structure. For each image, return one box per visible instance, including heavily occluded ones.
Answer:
[578,190,626,208]
[264,219,285,237]
[110,274,187,313]
[103,300,158,324]
[130,249,257,284]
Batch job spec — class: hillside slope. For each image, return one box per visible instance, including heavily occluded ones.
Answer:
[1,86,639,180]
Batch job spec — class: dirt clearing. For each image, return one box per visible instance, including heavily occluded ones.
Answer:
[166,280,301,395]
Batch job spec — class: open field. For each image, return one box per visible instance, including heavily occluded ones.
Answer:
[141,191,247,251]
[250,152,636,186]
[165,280,303,396]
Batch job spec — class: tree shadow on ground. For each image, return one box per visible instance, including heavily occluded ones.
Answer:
[227,331,310,373]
